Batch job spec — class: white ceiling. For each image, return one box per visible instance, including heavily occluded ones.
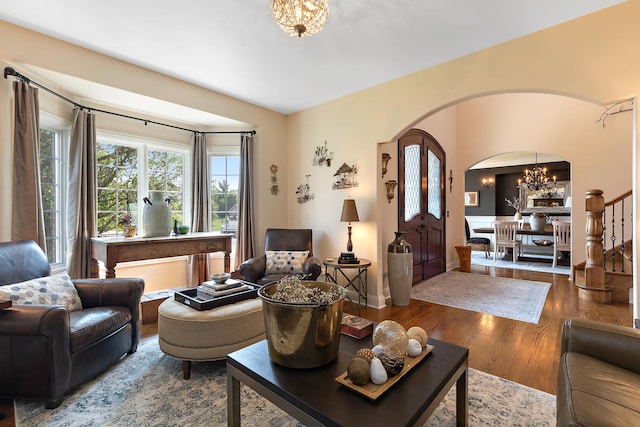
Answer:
[0,0,625,124]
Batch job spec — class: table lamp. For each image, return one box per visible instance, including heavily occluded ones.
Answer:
[340,198,360,254]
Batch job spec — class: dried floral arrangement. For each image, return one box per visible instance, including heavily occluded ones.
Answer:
[268,276,343,304]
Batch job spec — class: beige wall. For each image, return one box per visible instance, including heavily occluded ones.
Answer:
[286,1,640,309]
[1,2,639,314]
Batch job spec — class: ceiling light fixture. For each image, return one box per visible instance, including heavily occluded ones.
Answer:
[272,0,329,39]
[518,153,556,192]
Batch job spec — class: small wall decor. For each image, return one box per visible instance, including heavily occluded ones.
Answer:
[270,164,279,195]
[332,163,358,190]
[464,191,479,207]
[449,169,454,193]
[312,140,333,167]
[296,174,314,204]
[385,180,398,203]
[381,153,391,178]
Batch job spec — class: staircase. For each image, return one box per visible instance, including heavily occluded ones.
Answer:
[573,189,633,303]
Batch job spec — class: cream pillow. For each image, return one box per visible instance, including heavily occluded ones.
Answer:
[265,250,309,275]
[0,272,83,312]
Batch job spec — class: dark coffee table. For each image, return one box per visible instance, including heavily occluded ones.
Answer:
[226,335,468,426]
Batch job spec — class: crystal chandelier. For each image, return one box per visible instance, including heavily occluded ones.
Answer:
[272,0,329,38]
[518,153,556,192]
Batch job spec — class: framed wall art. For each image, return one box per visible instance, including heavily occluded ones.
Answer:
[464,191,479,207]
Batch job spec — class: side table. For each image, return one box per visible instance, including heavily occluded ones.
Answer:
[323,258,371,315]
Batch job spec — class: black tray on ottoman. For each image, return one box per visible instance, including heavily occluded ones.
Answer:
[174,281,260,311]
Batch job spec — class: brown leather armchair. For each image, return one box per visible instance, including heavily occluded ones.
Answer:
[238,228,321,285]
[0,240,144,408]
[557,318,640,426]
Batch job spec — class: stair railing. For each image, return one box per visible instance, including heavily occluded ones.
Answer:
[602,190,632,272]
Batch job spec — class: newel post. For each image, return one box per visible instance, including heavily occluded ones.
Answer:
[580,189,611,302]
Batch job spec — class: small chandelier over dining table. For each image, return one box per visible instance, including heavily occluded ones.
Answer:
[518,153,556,191]
[272,0,329,38]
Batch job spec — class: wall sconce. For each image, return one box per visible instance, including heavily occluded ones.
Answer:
[385,180,398,203]
[481,177,494,188]
[381,153,391,178]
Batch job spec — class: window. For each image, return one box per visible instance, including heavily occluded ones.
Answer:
[39,125,66,264]
[210,155,239,235]
[148,150,184,225]
[96,143,139,236]
[96,133,188,237]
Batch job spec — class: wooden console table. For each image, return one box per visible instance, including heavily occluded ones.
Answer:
[90,232,232,283]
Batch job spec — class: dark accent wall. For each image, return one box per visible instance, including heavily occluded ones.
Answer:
[464,161,570,217]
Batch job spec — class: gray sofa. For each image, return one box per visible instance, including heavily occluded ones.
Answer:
[557,318,640,426]
[0,240,144,408]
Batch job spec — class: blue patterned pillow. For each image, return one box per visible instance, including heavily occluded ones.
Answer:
[0,273,83,311]
[265,250,309,275]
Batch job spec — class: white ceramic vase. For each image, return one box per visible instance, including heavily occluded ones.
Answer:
[529,213,547,232]
[142,191,172,237]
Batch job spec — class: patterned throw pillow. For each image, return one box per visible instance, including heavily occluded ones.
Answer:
[0,272,83,312]
[265,250,310,275]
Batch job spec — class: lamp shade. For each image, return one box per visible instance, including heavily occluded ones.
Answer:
[340,199,359,223]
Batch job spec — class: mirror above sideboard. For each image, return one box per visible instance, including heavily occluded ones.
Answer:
[521,180,571,215]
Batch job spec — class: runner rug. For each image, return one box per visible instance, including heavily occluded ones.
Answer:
[15,340,555,426]
[411,271,551,324]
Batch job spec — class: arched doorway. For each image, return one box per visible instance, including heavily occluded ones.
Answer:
[465,151,572,272]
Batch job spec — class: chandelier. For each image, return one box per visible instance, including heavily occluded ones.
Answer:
[518,154,556,192]
[272,0,329,38]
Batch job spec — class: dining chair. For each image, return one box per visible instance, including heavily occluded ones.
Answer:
[552,220,571,268]
[465,218,490,258]
[493,220,521,263]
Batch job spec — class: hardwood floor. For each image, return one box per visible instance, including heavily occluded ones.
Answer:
[0,265,633,426]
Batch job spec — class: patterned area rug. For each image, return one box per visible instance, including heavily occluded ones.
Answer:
[411,271,551,324]
[14,340,556,426]
[471,251,571,275]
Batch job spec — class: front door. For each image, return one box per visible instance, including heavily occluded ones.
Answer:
[398,129,446,283]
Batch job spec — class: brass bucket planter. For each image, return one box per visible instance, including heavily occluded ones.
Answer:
[258,281,346,369]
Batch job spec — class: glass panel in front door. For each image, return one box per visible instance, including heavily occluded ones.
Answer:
[404,144,421,222]
[427,148,441,219]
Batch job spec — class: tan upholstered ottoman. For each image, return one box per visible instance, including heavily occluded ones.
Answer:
[158,297,265,378]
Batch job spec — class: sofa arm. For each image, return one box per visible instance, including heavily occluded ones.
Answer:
[0,305,69,339]
[73,278,145,318]
[238,255,266,283]
[303,255,322,280]
[0,305,72,402]
[561,318,640,375]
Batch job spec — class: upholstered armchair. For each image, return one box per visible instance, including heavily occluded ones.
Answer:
[238,228,321,285]
[0,240,144,408]
[557,318,640,426]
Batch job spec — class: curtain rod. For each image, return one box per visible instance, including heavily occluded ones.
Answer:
[3,67,256,136]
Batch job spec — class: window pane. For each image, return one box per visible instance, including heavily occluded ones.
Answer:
[427,149,441,219]
[404,144,421,222]
[97,144,139,236]
[39,128,62,264]
[148,149,185,225]
[210,156,240,234]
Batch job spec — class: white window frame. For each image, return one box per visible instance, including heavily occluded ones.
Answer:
[40,112,70,268]
[209,145,240,222]
[97,131,192,235]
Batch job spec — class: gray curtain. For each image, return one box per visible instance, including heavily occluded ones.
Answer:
[235,133,255,267]
[66,108,97,279]
[188,132,211,286]
[11,81,46,251]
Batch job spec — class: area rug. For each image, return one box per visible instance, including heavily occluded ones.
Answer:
[15,341,555,426]
[471,251,571,275]
[411,271,551,324]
